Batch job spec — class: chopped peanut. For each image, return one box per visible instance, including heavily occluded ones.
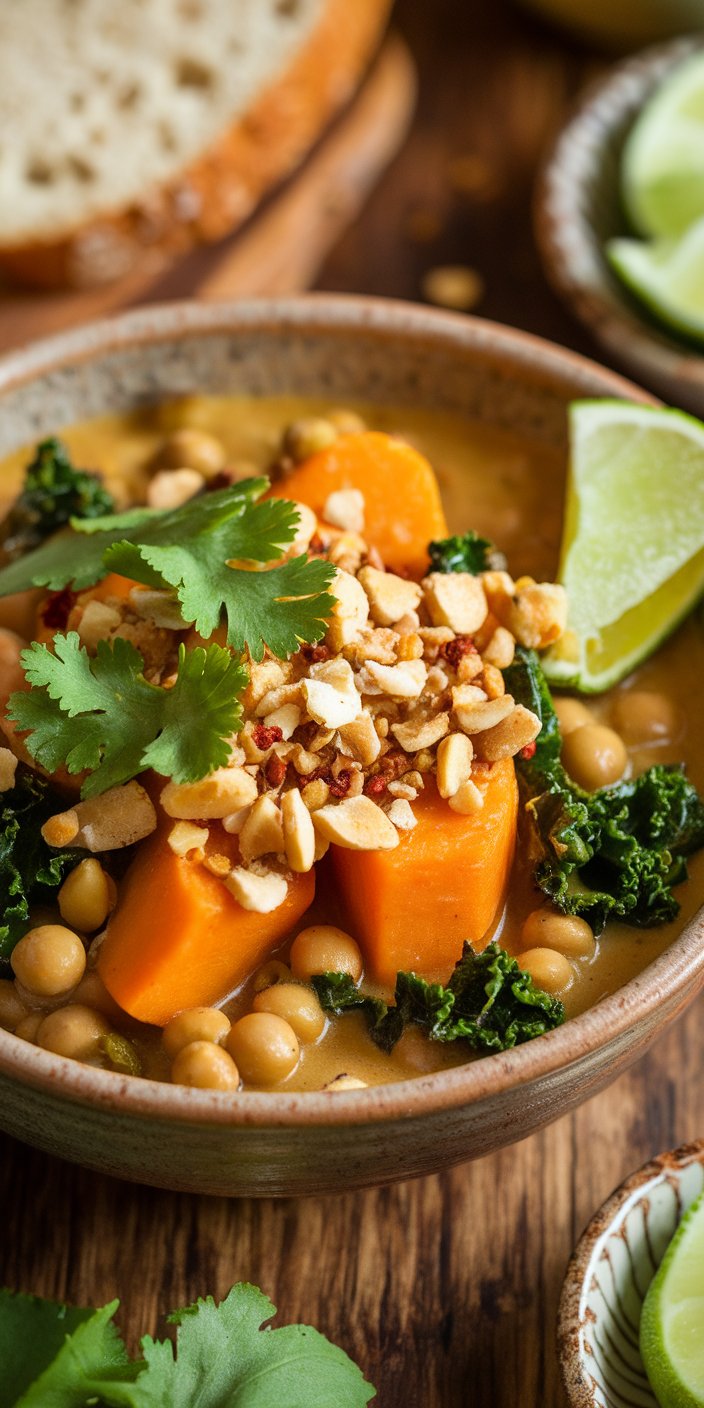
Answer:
[238,796,285,863]
[454,693,515,735]
[357,566,422,626]
[483,626,515,670]
[391,712,450,753]
[448,778,485,815]
[326,568,369,651]
[323,488,365,534]
[167,821,209,857]
[77,600,122,650]
[363,659,427,698]
[473,704,541,762]
[48,782,157,851]
[422,572,488,634]
[386,798,417,829]
[0,747,18,792]
[337,711,381,766]
[225,866,288,913]
[281,788,316,872]
[436,733,474,798]
[312,796,399,850]
[161,767,257,819]
[507,582,568,650]
[303,657,361,728]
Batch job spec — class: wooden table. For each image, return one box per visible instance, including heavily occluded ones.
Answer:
[1,2,701,1404]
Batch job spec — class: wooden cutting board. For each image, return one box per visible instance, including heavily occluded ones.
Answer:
[0,35,415,354]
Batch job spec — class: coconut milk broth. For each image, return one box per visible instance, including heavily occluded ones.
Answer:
[0,395,701,1089]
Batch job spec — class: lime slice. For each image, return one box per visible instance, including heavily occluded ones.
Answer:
[542,400,704,693]
[640,1189,704,1408]
[623,50,704,239]
[607,216,704,348]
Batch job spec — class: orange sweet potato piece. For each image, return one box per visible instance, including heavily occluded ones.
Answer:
[330,759,518,986]
[269,431,448,577]
[98,831,315,1025]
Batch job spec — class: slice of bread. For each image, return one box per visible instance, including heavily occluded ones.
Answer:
[0,0,390,289]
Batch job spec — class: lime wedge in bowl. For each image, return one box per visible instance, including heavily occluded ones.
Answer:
[623,49,704,240]
[640,1190,704,1408]
[542,400,704,693]
[607,216,704,348]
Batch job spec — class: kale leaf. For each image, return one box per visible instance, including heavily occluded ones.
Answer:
[427,530,506,575]
[0,767,81,963]
[313,942,565,1054]
[505,647,704,931]
[0,438,114,560]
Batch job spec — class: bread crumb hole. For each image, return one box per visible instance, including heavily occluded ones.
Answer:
[276,0,301,15]
[117,82,142,110]
[26,159,54,186]
[68,155,95,183]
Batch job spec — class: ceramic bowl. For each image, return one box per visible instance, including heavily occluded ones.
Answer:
[559,1138,704,1406]
[535,36,704,414]
[0,295,703,1198]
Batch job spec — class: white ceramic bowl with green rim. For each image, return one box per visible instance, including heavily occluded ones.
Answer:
[559,1139,704,1406]
[0,294,702,1197]
[536,36,704,414]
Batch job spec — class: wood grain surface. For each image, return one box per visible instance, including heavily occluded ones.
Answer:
[1,2,701,1405]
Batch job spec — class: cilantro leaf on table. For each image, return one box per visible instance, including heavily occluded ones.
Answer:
[109,1284,375,1408]
[505,647,704,931]
[105,495,336,660]
[313,942,564,1054]
[427,530,506,575]
[4,1296,138,1408]
[8,633,247,799]
[0,439,114,562]
[0,768,81,963]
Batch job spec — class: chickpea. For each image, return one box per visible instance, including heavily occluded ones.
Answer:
[282,418,337,462]
[59,859,112,933]
[11,925,86,997]
[328,408,366,435]
[290,926,363,984]
[72,970,125,1023]
[553,695,592,737]
[171,1041,240,1092]
[611,690,682,747]
[252,959,292,995]
[163,1007,231,1058]
[252,983,325,1043]
[155,428,226,478]
[37,1004,109,1060]
[14,1012,44,1043]
[226,1013,300,1086]
[0,978,28,1031]
[561,723,627,791]
[516,947,572,994]
[520,909,594,958]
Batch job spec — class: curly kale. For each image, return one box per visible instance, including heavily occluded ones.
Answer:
[0,767,82,962]
[0,437,114,560]
[313,942,565,1054]
[505,647,704,932]
[427,530,506,575]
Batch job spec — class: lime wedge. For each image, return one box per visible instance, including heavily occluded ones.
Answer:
[607,216,704,348]
[623,50,704,239]
[542,400,704,693]
[640,1189,704,1408]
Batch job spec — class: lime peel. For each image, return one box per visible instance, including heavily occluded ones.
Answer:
[623,49,704,240]
[640,1189,704,1408]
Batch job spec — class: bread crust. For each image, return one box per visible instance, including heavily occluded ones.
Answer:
[0,0,392,290]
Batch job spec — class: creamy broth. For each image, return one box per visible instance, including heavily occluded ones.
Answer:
[1,395,702,1090]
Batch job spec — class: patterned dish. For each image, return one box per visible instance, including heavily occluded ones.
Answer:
[535,36,704,414]
[559,1139,704,1407]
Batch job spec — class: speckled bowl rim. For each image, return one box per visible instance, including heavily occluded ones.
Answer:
[0,293,701,1131]
[535,36,704,399]
[557,1136,704,1406]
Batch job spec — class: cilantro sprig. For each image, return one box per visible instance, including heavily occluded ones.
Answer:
[8,634,247,799]
[0,437,114,561]
[0,480,336,661]
[0,1283,375,1407]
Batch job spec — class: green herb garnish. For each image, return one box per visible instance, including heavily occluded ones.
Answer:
[506,647,704,931]
[0,438,114,561]
[8,634,247,799]
[427,530,506,575]
[0,768,80,962]
[0,1284,375,1407]
[313,942,565,1054]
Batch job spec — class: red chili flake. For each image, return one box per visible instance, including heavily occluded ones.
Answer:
[307,534,327,556]
[41,586,76,631]
[252,724,283,750]
[364,774,388,798]
[265,755,287,787]
[519,740,537,760]
[300,642,330,664]
[440,635,477,668]
[328,770,352,798]
[204,469,235,492]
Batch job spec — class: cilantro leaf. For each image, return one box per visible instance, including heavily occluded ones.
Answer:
[0,768,81,963]
[105,496,336,661]
[0,439,114,562]
[0,481,263,597]
[314,942,564,1054]
[427,530,506,575]
[109,1284,375,1408]
[0,1289,95,1406]
[7,1298,138,1408]
[505,647,704,931]
[8,633,247,798]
